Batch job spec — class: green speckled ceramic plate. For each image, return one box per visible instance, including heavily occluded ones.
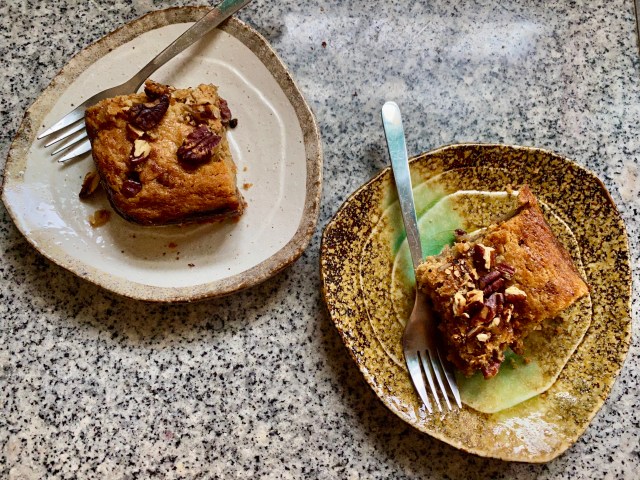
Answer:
[320,144,631,462]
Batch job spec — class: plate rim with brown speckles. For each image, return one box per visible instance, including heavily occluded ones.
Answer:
[320,143,631,462]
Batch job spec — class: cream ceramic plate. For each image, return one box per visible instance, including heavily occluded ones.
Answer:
[2,8,322,302]
[320,144,631,462]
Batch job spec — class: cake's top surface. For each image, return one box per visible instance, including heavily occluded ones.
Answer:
[416,186,589,377]
[85,80,243,226]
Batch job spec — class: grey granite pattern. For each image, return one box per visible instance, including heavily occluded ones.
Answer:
[1,0,638,478]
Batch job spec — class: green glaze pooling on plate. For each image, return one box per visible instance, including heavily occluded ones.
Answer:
[387,182,449,254]
[456,349,544,413]
[392,190,519,287]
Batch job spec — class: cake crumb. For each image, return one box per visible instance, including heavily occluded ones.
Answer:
[89,209,111,228]
[243,183,253,190]
[168,242,178,249]
[188,263,195,268]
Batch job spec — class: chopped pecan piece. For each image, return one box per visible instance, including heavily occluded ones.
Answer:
[493,292,505,316]
[505,286,527,303]
[130,139,151,166]
[496,263,516,279]
[122,179,142,198]
[126,123,145,141]
[473,243,495,270]
[129,94,170,130]
[478,270,501,289]
[483,277,505,296]
[481,361,501,379]
[144,80,173,99]
[79,171,100,199]
[476,333,490,342]
[471,305,493,325]
[191,103,216,123]
[219,98,232,124]
[453,291,466,316]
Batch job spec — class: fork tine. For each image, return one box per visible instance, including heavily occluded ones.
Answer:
[58,139,92,163]
[51,131,88,155]
[406,354,433,413]
[37,107,85,140]
[419,351,442,412]
[438,349,462,408]
[429,352,453,411]
[44,121,85,147]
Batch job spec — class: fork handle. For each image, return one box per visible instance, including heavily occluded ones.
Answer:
[381,101,423,272]
[130,0,252,90]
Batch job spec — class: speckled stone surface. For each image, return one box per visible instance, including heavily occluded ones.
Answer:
[1,0,638,478]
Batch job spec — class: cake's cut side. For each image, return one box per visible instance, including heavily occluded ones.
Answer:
[85,80,244,226]
[415,186,589,378]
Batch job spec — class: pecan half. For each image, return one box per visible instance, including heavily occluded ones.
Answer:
[177,125,221,166]
[129,94,170,130]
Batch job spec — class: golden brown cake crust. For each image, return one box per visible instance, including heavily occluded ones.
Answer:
[416,186,589,378]
[85,80,244,226]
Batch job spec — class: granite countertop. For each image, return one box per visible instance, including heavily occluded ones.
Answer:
[1,0,638,478]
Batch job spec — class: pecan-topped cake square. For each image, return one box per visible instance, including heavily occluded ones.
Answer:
[84,80,244,226]
[415,186,589,378]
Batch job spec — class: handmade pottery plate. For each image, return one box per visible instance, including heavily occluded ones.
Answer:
[2,8,322,302]
[320,144,631,462]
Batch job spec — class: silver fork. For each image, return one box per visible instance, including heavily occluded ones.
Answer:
[37,0,252,163]
[381,101,462,413]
